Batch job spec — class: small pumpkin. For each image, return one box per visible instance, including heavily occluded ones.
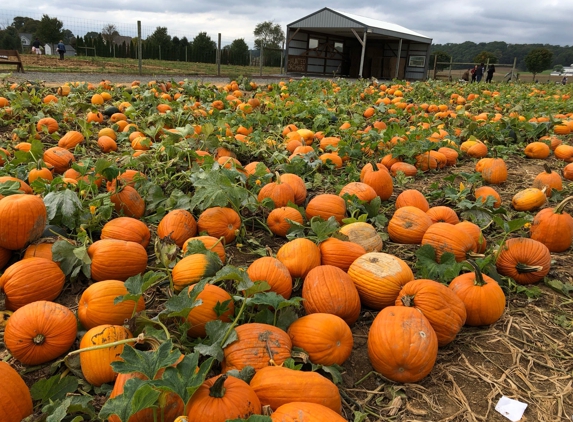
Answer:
[0,361,34,422]
[186,284,234,338]
[426,206,460,224]
[271,402,347,422]
[395,189,429,211]
[287,313,353,365]
[449,260,505,326]
[43,146,75,174]
[530,196,573,252]
[88,239,148,282]
[524,142,551,159]
[172,253,222,292]
[182,236,226,264]
[339,181,378,203]
[0,194,47,250]
[267,206,304,237]
[511,187,546,211]
[258,173,295,208]
[360,162,394,200]
[186,375,261,422]
[479,158,507,184]
[247,257,293,299]
[456,221,487,253]
[338,222,383,252]
[496,237,551,285]
[421,223,477,262]
[347,252,414,310]
[4,300,77,365]
[110,186,146,219]
[305,194,346,224]
[157,209,197,247]
[221,323,292,372]
[58,130,85,149]
[79,324,133,386]
[390,162,417,177]
[302,265,361,325]
[474,186,502,208]
[197,207,241,244]
[319,237,366,272]
[101,217,151,247]
[279,173,307,205]
[532,164,562,197]
[367,306,437,383]
[387,206,433,244]
[276,238,321,279]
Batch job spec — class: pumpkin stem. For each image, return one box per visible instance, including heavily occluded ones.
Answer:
[515,263,543,274]
[33,334,45,345]
[274,171,282,184]
[400,295,415,307]
[209,374,227,398]
[467,251,485,259]
[554,196,573,214]
[462,259,486,287]
[543,163,552,174]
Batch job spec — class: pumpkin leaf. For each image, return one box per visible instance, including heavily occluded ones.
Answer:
[312,363,343,385]
[194,320,238,360]
[208,265,254,292]
[0,180,23,197]
[151,353,214,406]
[42,396,96,422]
[162,279,208,318]
[52,240,91,280]
[111,340,181,380]
[276,307,300,331]
[115,271,166,305]
[225,365,256,384]
[227,416,272,422]
[544,279,573,298]
[415,244,463,283]
[309,216,340,243]
[492,215,529,234]
[189,169,252,212]
[98,378,160,422]
[31,374,78,403]
[43,189,84,230]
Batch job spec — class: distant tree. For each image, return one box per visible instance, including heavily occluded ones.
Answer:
[172,36,180,46]
[524,48,553,80]
[553,64,564,74]
[180,36,189,47]
[474,51,498,64]
[191,32,216,62]
[148,27,171,46]
[12,16,39,33]
[228,38,249,65]
[61,29,74,44]
[0,26,22,50]
[253,21,284,50]
[101,24,119,44]
[429,50,452,71]
[85,31,99,39]
[34,14,64,51]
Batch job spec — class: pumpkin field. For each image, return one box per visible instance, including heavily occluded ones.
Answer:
[0,76,573,422]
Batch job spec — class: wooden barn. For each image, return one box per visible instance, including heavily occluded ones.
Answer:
[285,8,432,80]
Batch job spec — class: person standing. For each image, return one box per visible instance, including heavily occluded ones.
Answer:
[471,65,477,82]
[461,68,470,82]
[32,38,41,55]
[56,40,66,60]
[486,64,495,83]
[475,63,485,82]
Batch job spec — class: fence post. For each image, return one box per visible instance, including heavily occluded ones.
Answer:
[137,21,142,75]
[260,45,263,77]
[280,40,285,74]
[159,45,161,61]
[185,46,187,62]
[217,33,221,77]
[448,56,453,81]
[512,57,517,79]
[433,54,438,79]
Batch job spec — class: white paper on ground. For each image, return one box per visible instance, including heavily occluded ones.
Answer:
[495,396,528,422]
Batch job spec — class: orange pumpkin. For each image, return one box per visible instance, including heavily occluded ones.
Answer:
[475,186,501,208]
[305,194,346,223]
[270,402,347,422]
[101,217,151,247]
[172,253,222,292]
[0,194,47,250]
[532,164,562,197]
[247,257,293,299]
[360,163,393,200]
[0,361,34,422]
[157,209,198,247]
[388,206,433,244]
[87,239,148,282]
[530,196,573,252]
[186,284,234,338]
[421,223,476,262]
[267,206,304,237]
[319,237,366,271]
[110,186,146,219]
[258,173,295,208]
[43,146,75,174]
[197,207,241,244]
[276,173,307,205]
[276,238,321,279]
[58,130,85,149]
[496,238,551,285]
[395,189,429,211]
[426,206,460,224]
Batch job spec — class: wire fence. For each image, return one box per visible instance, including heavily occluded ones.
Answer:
[0,9,285,73]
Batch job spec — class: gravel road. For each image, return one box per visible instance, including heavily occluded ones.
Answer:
[6,71,292,87]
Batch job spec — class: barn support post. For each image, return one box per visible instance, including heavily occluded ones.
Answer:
[351,28,367,78]
[433,53,438,79]
[448,56,453,80]
[137,20,142,76]
[217,33,221,76]
[395,38,402,79]
[260,44,263,76]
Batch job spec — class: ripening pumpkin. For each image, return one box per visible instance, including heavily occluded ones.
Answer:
[197,207,241,244]
[395,189,429,211]
[554,144,573,162]
[532,164,562,197]
[339,182,378,202]
[43,146,75,174]
[0,176,33,195]
[182,236,226,264]
[287,313,353,365]
[267,206,304,237]
[426,206,460,224]
[305,194,346,224]
[338,222,383,252]
[110,185,146,219]
[422,223,477,262]
[474,186,501,208]
[36,117,59,133]
[0,258,65,311]
[302,265,361,326]
[23,242,55,261]
[360,162,394,200]
[271,402,347,422]
[4,301,77,365]
[319,237,366,271]
[511,188,546,211]
[58,130,85,149]
[250,366,342,413]
[101,217,151,247]
[449,261,505,326]
[186,374,261,422]
[157,209,198,247]
[530,196,573,252]
[28,166,53,184]
[172,253,222,292]
[367,306,438,383]
[456,221,487,253]
[563,163,573,180]
[388,206,433,244]
[279,173,307,205]
[276,238,321,279]
[0,194,47,250]
[496,237,551,285]
[78,280,146,329]
[186,284,234,338]
[347,252,414,310]
[0,361,33,422]
[396,279,467,346]
[479,158,508,185]
[390,162,417,177]
[247,257,293,299]
[524,142,551,159]
[88,239,148,282]
[221,323,292,372]
[258,173,295,208]
[79,324,133,386]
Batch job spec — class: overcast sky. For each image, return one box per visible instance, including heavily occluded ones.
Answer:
[4,1,573,47]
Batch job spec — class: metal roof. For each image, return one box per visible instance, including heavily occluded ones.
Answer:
[287,7,432,44]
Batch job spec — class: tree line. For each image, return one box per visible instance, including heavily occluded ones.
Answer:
[0,15,286,66]
[430,41,573,71]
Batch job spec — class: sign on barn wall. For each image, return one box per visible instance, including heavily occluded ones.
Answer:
[288,55,307,72]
